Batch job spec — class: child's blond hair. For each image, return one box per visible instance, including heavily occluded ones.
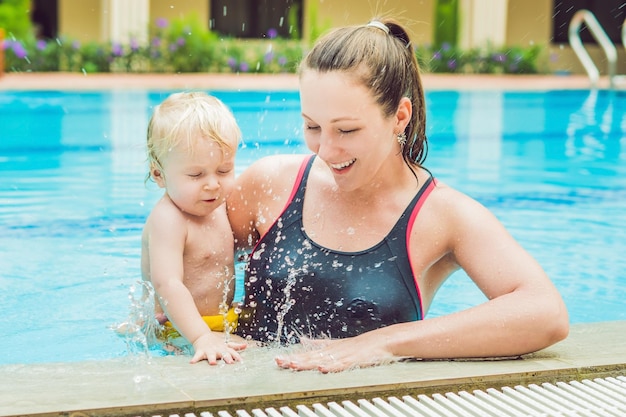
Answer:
[146,92,241,182]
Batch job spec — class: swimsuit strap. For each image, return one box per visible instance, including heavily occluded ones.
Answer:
[385,176,436,318]
[251,155,315,254]
[268,155,434,319]
[288,154,315,212]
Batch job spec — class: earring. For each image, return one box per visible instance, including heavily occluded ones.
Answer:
[396,132,407,146]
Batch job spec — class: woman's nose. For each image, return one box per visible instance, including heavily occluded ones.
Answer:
[315,132,337,160]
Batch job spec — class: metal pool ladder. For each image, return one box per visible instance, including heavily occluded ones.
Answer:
[568,9,624,89]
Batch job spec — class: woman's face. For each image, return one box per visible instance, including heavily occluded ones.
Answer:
[299,70,406,191]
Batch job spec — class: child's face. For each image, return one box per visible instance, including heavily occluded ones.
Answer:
[155,136,236,217]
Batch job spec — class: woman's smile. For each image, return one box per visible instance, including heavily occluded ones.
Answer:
[329,158,356,171]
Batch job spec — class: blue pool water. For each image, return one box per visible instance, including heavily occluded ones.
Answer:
[1,88,625,365]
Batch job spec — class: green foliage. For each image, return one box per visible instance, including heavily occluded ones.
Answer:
[1,12,543,75]
[2,14,306,74]
[433,0,459,47]
[78,41,114,73]
[0,0,32,40]
[305,0,332,44]
[416,43,544,74]
[146,13,220,73]
[215,38,303,74]
[287,2,301,40]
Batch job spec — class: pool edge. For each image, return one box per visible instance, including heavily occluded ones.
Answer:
[1,320,624,417]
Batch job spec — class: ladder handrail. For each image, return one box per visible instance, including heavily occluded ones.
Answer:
[568,9,617,88]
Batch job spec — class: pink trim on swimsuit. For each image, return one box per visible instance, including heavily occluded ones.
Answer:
[251,155,314,253]
[406,177,437,318]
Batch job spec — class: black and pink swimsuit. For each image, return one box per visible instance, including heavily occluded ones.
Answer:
[235,155,436,344]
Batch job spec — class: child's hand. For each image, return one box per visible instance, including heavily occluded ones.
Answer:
[190,332,247,365]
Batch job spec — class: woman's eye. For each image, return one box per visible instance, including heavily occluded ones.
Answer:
[306,125,320,130]
[339,129,357,134]
[188,173,202,178]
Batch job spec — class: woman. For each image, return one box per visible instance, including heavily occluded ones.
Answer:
[227,18,569,372]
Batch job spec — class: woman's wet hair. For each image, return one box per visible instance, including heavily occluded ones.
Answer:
[299,18,428,167]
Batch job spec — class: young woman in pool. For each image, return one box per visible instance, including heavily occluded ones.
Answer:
[227,18,569,372]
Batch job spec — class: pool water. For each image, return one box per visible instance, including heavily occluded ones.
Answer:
[1,88,625,365]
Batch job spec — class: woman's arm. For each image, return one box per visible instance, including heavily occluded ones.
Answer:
[275,186,569,372]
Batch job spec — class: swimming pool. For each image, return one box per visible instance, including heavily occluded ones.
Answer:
[1,88,625,365]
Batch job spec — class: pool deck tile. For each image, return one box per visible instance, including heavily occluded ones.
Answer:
[0,321,625,417]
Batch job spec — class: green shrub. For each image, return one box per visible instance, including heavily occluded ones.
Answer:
[1,13,543,75]
[416,43,543,74]
[0,0,32,40]
[146,13,220,73]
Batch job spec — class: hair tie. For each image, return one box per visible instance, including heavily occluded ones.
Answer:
[366,20,390,34]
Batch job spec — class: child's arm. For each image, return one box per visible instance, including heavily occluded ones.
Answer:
[146,206,245,364]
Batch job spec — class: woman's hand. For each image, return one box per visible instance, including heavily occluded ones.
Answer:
[274,336,401,373]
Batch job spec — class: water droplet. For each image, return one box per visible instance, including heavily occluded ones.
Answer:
[332,260,343,268]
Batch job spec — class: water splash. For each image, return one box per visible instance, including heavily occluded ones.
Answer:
[109,280,162,357]
[219,265,236,342]
[275,267,300,342]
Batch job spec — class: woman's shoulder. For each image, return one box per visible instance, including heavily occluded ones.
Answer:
[426,178,501,229]
[239,153,311,182]
[428,179,480,209]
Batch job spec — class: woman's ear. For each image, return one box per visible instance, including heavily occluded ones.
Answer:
[395,97,412,132]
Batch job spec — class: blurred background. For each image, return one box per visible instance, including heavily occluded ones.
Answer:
[1,0,625,76]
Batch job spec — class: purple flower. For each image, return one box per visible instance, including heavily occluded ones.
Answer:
[433,51,442,60]
[264,51,274,64]
[278,56,287,66]
[239,61,249,72]
[12,42,27,59]
[267,28,278,39]
[36,40,47,51]
[130,38,139,52]
[112,43,124,57]
[72,40,81,50]
[447,59,456,70]
[441,42,451,51]
[492,53,506,63]
[155,18,168,29]
[151,37,162,48]
[169,44,178,52]
[176,37,185,46]
[227,57,237,68]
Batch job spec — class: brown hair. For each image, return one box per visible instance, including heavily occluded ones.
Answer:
[299,18,428,167]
